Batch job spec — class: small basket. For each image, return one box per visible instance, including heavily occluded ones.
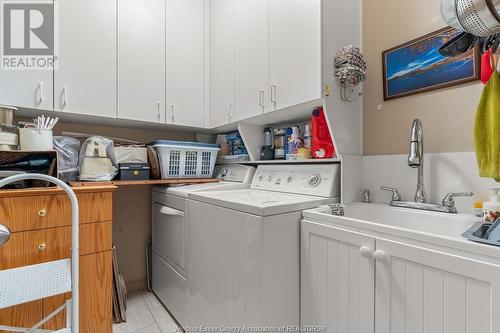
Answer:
[150,140,220,179]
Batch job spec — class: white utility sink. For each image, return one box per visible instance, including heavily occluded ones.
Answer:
[307,203,478,240]
[344,203,476,237]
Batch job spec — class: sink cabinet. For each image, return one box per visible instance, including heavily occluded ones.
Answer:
[302,220,500,333]
[301,222,375,332]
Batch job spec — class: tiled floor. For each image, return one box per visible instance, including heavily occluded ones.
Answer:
[113,290,180,333]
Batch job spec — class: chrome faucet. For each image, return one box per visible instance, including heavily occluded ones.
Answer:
[379,119,474,214]
[408,119,426,203]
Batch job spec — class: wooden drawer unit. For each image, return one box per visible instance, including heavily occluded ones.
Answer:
[0,187,113,233]
[0,186,115,333]
[0,221,112,270]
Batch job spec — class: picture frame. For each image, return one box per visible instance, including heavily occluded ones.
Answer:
[382,27,480,101]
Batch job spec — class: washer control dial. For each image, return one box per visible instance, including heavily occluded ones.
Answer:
[220,169,228,178]
[307,174,322,187]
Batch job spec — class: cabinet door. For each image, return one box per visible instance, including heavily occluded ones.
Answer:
[54,0,116,117]
[301,221,375,332]
[375,238,500,333]
[118,0,165,123]
[210,0,234,127]
[0,72,52,110]
[269,0,321,111]
[234,0,268,121]
[165,0,205,127]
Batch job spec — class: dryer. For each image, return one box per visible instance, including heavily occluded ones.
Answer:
[151,164,255,325]
[185,164,341,329]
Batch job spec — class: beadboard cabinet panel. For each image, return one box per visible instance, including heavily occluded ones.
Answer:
[301,221,375,333]
[375,238,500,333]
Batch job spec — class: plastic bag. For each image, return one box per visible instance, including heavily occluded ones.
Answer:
[79,136,118,181]
[53,136,81,182]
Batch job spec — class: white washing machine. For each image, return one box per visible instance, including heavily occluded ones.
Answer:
[151,164,256,325]
[186,164,341,330]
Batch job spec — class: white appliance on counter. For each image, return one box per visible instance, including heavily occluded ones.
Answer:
[151,164,256,325]
[185,164,341,329]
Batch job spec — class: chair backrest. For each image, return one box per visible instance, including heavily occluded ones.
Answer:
[0,259,72,309]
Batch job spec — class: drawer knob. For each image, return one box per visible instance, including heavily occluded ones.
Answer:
[38,209,46,217]
[38,243,47,252]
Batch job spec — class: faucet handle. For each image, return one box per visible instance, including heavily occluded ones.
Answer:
[442,192,474,207]
[381,186,402,202]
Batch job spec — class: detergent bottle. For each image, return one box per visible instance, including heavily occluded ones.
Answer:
[311,107,335,159]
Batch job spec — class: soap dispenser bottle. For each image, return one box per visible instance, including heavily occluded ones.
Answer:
[483,189,500,222]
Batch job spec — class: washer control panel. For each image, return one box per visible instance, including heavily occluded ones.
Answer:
[213,164,256,183]
[251,164,341,197]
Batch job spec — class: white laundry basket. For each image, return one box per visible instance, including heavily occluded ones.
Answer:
[150,140,220,178]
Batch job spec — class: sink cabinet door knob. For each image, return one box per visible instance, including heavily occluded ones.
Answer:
[359,246,372,258]
[38,209,46,217]
[374,250,389,262]
[38,243,47,252]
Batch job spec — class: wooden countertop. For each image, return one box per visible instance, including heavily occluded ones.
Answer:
[70,178,221,187]
[0,178,220,197]
[0,185,117,197]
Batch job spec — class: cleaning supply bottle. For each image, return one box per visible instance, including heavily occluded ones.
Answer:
[304,124,312,150]
[311,107,335,159]
[260,127,275,160]
[483,189,500,222]
[286,126,303,160]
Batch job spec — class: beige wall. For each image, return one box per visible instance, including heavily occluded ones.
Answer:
[17,118,196,291]
[362,0,483,155]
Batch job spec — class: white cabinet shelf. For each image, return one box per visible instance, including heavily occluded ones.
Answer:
[217,158,341,165]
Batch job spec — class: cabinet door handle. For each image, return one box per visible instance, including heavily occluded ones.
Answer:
[270,85,277,104]
[61,87,67,108]
[38,82,43,105]
[227,102,233,122]
[0,224,10,247]
[259,90,265,110]
[374,250,389,263]
[156,101,161,121]
[170,104,175,122]
[159,206,184,217]
[359,246,372,258]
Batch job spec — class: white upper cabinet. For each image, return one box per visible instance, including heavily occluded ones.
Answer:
[268,0,321,111]
[0,72,52,110]
[209,0,235,127]
[166,0,206,127]
[118,0,166,123]
[234,0,269,121]
[54,0,116,118]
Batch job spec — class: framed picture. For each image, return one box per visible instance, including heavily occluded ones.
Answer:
[382,27,480,101]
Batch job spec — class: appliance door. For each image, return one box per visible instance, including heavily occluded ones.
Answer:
[152,251,187,326]
[186,199,300,328]
[152,192,186,274]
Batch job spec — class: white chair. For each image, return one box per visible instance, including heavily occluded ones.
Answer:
[0,174,79,333]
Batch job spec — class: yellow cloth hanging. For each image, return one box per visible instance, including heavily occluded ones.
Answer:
[474,71,500,181]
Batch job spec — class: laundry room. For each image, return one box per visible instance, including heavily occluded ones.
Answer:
[0,0,499,332]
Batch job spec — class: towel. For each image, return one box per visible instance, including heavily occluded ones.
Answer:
[474,72,500,181]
